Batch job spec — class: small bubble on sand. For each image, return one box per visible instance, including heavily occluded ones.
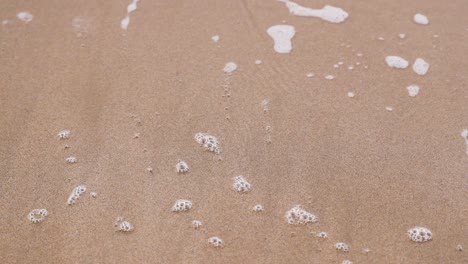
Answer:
[67,184,87,205]
[58,130,71,139]
[223,62,237,74]
[192,220,202,229]
[233,176,252,193]
[114,217,134,232]
[406,85,420,97]
[172,199,193,212]
[208,237,224,248]
[90,192,97,198]
[253,204,264,212]
[338,61,344,65]
[335,242,350,252]
[413,13,429,25]
[325,75,335,80]
[285,205,318,224]
[133,133,140,138]
[377,36,385,41]
[146,167,153,173]
[356,53,363,57]
[267,24,295,54]
[175,160,190,173]
[194,133,222,154]
[17,12,33,23]
[347,66,354,70]
[362,248,370,254]
[456,245,463,251]
[307,72,315,78]
[385,106,394,112]
[262,99,269,112]
[28,209,48,223]
[317,231,328,238]
[385,56,409,69]
[255,60,263,65]
[2,20,9,25]
[211,35,220,42]
[333,64,339,68]
[66,156,77,163]
[355,62,361,65]
[412,58,430,75]
[461,129,468,155]
[399,33,406,39]
[408,226,432,243]
[347,92,355,98]
[342,260,353,264]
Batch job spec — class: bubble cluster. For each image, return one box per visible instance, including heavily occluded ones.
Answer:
[28,209,48,223]
[317,231,328,238]
[192,220,202,229]
[175,160,190,173]
[194,133,222,154]
[408,226,432,243]
[232,176,252,193]
[172,199,192,212]
[285,205,318,224]
[114,217,134,232]
[208,236,224,248]
[252,204,264,212]
[67,185,87,205]
[66,156,77,163]
[335,242,350,252]
[57,130,70,139]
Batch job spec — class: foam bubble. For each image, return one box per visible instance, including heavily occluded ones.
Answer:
[208,236,224,248]
[385,106,394,112]
[385,56,409,69]
[267,25,295,54]
[233,176,252,193]
[406,85,420,97]
[172,199,193,212]
[223,62,238,73]
[285,205,318,224]
[192,220,202,229]
[175,160,190,173]
[414,13,429,25]
[261,99,269,112]
[279,0,349,23]
[194,133,222,154]
[306,72,315,78]
[335,242,350,252]
[362,248,370,254]
[121,0,140,30]
[317,231,328,238]
[377,36,385,41]
[114,217,134,232]
[347,92,355,98]
[325,75,335,80]
[121,16,130,30]
[58,130,71,139]
[211,35,220,42]
[412,58,430,75]
[17,12,33,23]
[72,16,91,37]
[399,33,406,39]
[408,226,432,243]
[28,209,48,223]
[460,129,468,155]
[456,245,463,251]
[342,260,353,264]
[255,60,263,65]
[253,204,264,212]
[66,156,77,163]
[67,184,87,205]
[90,192,97,198]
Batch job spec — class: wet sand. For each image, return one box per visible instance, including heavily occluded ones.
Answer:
[0,0,467,263]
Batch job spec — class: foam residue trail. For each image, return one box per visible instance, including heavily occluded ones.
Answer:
[278,0,349,23]
[121,0,140,30]
[267,25,295,54]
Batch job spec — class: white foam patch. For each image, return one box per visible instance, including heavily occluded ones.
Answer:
[121,0,140,30]
[279,0,349,23]
[406,85,420,97]
[28,209,48,223]
[399,33,406,39]
[412,58,430,75]
[208,236,224,248]
[17,12,33,23]
[255,60,263,65]
[285,205,318,224]
[114,216,134,232]
[211,35,220,42]
[223,62,237,73]
[385,56,409,69]
[385,106,394,112]
[267,25,295,54]
[408,226,432,243]
[335,242,350,252]
[414,13,429,25]
[307,72,315,78]
[58,130,70,139]
[347,92,355,98]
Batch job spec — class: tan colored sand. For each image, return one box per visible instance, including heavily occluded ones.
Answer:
[0,0,467,263]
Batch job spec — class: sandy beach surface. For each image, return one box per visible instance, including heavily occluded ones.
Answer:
[1,0,467,263]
